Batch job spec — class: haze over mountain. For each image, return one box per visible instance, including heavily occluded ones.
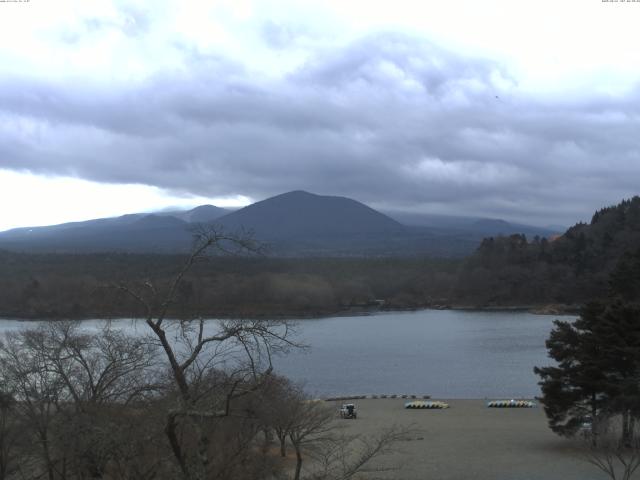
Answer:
[0,191,558,256]
[384,211,562,237]
[155,205,231,224]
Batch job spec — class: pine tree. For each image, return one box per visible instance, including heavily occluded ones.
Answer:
[535,301,640,441]
[534,302,610,437]
[609,248,640,303]
[596,302,640,444]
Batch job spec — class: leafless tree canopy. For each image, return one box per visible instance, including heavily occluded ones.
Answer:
[0,321,163,479]
[0,227,410,480]
[582,415,640,480]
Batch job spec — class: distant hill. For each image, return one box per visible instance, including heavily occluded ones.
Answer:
[156,205,230,223]
[0,191,558,256]
[471,218,512,234]
[0,214,193,253]
[384,211,558,237]
[0,204,232,253]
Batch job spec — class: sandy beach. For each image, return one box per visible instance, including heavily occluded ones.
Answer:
[325,399,602,480]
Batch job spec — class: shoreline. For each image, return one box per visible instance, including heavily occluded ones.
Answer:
[321,394,541,402]
[331,398,594,480]
[0,303,580,322]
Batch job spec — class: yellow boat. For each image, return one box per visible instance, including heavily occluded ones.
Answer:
[405,400,449,409]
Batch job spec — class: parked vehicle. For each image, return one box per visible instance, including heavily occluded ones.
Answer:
[339,403,357,419]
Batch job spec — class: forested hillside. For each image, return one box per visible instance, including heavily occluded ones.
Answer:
[455,197,640,306]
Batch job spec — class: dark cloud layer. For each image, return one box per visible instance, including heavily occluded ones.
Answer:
[2,32,639,226]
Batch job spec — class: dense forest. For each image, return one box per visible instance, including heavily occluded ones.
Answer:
[1,196,639,319]
[0,252,458,319]
[456,196,640,307]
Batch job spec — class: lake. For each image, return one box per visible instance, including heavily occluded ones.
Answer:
[0,310,569,399]
[274,310,566,399]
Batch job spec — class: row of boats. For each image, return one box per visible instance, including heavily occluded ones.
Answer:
[405,399,536,409]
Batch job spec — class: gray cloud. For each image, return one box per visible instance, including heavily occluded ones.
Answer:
[1,32,639,227]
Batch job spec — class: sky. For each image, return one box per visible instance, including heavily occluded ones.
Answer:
[1,0,639,231]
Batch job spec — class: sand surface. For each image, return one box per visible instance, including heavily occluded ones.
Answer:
[324,399,604,480]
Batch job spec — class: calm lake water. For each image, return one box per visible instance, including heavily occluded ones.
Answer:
[0,310,570,399]
[274,310,568,399]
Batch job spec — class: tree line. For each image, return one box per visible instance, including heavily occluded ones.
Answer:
[0,252,458,319]
[456,196,640,307]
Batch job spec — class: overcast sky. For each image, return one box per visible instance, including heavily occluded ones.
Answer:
[1,0,639,231]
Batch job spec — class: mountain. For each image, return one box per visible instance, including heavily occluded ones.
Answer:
[0,203,232,253]
[210,190,420,255]
[0,191,559,256]
[211,191,558,255]
[217,190,403,239]
[471,218,513,234]
[156,205,230,223]
[0,214,193,253]
[185,205,230,223]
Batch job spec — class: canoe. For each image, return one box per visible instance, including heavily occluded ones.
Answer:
[487,400,536,408]
[405,400,449,409]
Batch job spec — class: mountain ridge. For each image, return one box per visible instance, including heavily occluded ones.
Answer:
[0,190,559,256]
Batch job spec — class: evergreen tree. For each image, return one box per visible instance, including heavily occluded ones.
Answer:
[596,301,640,444]
[535,301,640,441]
[609,248,640,303]
[534,302,610,437]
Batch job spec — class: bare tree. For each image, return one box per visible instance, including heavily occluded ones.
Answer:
[24,321,159,407]
[583,415,640,480]
[257,374,301,458]
[315,425,412,480]
[288,399,335,480]
[115,226,300,480]
[0,390,18,480]
[0,322,162,479]
[0,329,66,480]
[256,377,412,480]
